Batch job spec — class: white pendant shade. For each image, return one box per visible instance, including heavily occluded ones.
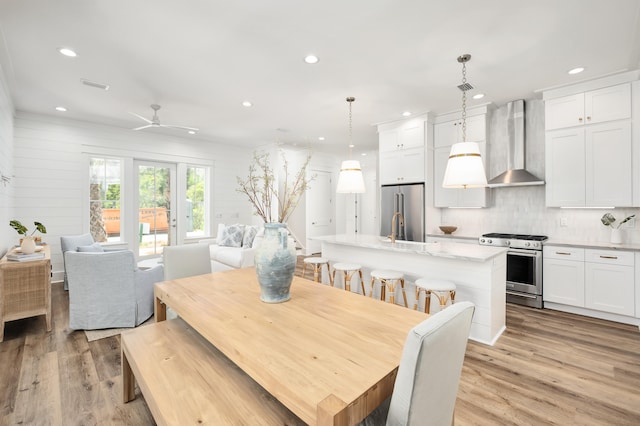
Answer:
[336,160,366,193]
[442,141,487,189]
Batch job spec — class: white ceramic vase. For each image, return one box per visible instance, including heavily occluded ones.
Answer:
[610,228,622,244]
[20,236,37,254]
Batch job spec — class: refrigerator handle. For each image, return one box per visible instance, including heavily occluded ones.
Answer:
[399,192,405,239]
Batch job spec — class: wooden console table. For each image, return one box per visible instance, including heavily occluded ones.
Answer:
[0,245,51,341]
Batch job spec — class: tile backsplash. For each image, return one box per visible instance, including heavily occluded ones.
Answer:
[439,99,640,244]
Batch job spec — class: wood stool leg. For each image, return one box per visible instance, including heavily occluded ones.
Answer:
[387,280,396,305]
[326,263,333,286]
[358,270,365,295]
[313,264,321,282]
[425,290,432,314]
[370,277,376,298]
[332,270,337,287]
[400,278,408,307]
[414,288,420,311]
[438,292,448,310]
[451,290,456,304]
[344,271,352,292]
[301,263,308,279]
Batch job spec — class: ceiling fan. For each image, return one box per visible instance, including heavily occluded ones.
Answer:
[130,104,199,132]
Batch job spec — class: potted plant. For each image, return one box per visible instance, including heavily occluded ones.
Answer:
[237,150,313,302]
[600,213,635,244]
[10,220,47,254]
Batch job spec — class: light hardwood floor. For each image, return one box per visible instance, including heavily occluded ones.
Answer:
[1,265,639,425]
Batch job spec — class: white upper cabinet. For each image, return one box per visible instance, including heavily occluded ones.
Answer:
[434,114,486,148]
[545,83,631,130]
[544,73,639,207]
[379,120,425,152]
[378,114,431,185]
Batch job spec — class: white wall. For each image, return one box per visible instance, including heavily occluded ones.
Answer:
[11,112,255,280]
[0,63,14,258]
[439,99,640,244]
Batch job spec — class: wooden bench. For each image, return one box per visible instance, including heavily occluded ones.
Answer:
[121,318,305,425]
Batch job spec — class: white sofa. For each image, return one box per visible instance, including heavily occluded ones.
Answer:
[201,224,262,272]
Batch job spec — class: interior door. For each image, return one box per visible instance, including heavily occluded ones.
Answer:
[135,161,177,259]
[306,170,333,254]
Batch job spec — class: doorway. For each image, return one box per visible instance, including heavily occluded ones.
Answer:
[135,161,177,259]
[306,170,334,254]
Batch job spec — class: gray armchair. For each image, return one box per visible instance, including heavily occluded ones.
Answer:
[60,233,123,290]
[65,250,164,330]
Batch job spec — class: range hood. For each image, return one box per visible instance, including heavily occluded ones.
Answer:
[487,99,545,188]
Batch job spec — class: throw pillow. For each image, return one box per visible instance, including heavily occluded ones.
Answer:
[242,226,258,248]
[219,224,245,247]
[76,242,105,252]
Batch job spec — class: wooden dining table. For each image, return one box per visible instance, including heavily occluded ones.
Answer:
[154,267,428,426]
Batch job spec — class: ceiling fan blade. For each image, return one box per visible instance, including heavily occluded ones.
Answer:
[129,112,153,124]
[160,124,200,131]
[132,124,154,131]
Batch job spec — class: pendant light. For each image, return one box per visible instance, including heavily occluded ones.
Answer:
[336,96,366,193]
[442,54,488,189]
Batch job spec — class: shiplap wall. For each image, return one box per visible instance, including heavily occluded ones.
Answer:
[11,112,256,280]
[0,65,14,258]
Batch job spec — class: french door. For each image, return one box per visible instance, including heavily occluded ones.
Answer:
[134,160,177,259]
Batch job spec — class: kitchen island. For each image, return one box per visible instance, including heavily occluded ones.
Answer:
[314,234,507,345]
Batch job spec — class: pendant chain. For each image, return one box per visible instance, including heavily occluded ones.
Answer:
[461,61,467,142]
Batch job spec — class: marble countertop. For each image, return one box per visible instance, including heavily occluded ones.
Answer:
[545,239,640,251]
[313,234,507,262]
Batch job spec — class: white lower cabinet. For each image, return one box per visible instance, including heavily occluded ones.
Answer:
[584,249,635,316]
[543,247,585,305]
[544,246,636,320]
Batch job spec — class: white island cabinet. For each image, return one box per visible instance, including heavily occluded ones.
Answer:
[313,234,507,346]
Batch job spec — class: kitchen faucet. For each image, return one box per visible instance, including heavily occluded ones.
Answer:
[389,212,404,243]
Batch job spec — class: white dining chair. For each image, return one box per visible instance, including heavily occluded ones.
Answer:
[360,301,475,426]
[163,244,212,280]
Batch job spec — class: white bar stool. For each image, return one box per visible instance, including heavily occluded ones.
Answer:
[414,278,456,314]
[370,270,407,307]
[301,257,332,285]
[332,263,365,294]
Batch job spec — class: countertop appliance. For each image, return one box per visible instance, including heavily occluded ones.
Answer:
[479,233,548,308]
[380,183,424,243]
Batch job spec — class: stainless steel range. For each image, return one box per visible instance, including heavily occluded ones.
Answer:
[479,233,548,308]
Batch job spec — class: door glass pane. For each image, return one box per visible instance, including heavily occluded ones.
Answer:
[90,157,121,242]
[186,166,206,238]
[138,165,171,257]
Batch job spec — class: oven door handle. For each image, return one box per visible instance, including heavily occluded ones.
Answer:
[507,248,540,258]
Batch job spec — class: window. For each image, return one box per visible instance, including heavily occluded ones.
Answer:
[89,157,122,242]
[186,165,207,238]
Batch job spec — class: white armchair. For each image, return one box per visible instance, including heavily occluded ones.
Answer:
[65,250,164,330]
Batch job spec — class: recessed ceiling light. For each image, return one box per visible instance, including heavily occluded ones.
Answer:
[402,111,411,117]
[318,136,325,141]
[568,67,585,75]
[55,106,67,112]
[304,55,319,64]
[188,130,196,135]
[58,47,77,57]
[361,152,367,156]
[472,93,485,100]
[242,101,252,107]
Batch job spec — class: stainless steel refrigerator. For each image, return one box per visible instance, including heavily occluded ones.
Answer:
[380,183,425,242]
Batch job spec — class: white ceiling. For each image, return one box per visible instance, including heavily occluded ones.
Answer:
[1,0,639,154]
